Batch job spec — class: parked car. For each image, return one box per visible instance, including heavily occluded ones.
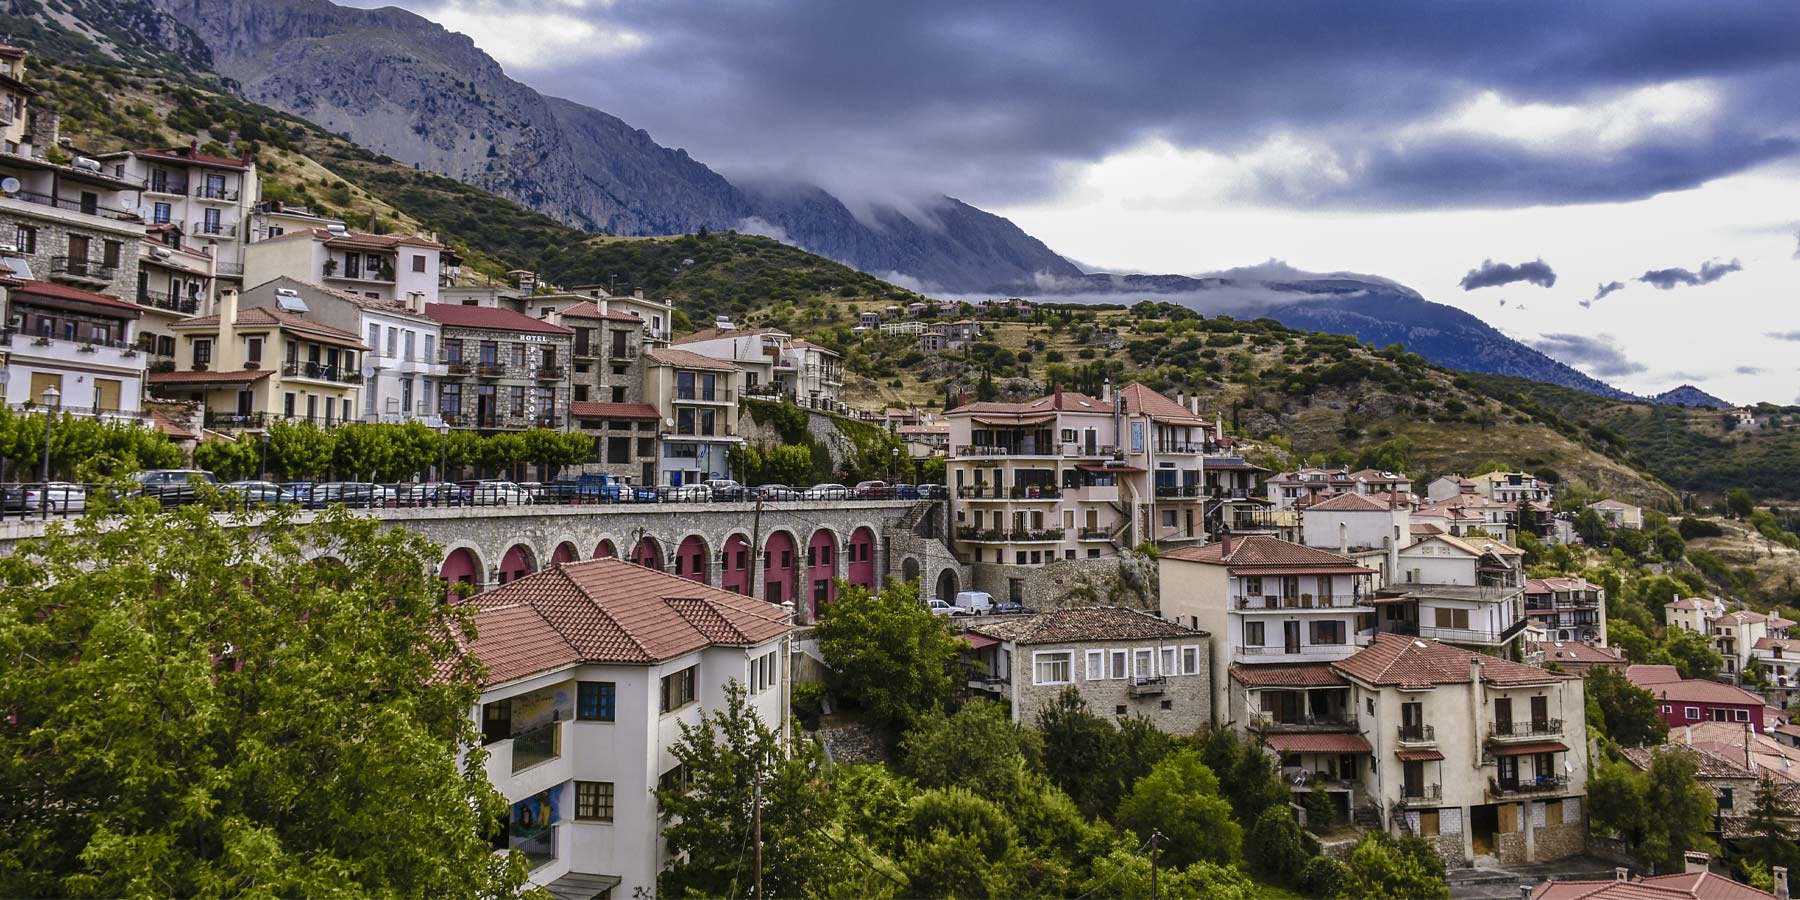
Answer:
[804,483,851,500]
[131,468,218,506]
[468,480,532,506]
[954,590,995,615]
[225,480,285,505]
[917,484,948,500]
[992,601,1036,616]
[893,483,921,500]
[397,481,468,507]
[923,598,966,617]
[305,482,383,509]
[517,482,554,503]
[23,482,85,513]
[702,478,745,501]
[555,472,631,502]
[278,482,315,505]
[753,484,800,501]
[854,480,893,499]
[661,483,713,503]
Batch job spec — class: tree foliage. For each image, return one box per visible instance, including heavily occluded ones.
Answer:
[1114,747,1241,868]
[1339,832,1451,899]
[1585,665,1670,747]
[814,579,962,734]
[1588,751,1717,872]
[0,503,523,898]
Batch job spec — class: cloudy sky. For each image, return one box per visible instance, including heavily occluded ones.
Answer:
[366,0,1800,403]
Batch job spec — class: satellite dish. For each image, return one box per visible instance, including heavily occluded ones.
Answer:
[664,417,675,427]
[0,177,18,193]
[120,196,138,210]
[360,365,377,380]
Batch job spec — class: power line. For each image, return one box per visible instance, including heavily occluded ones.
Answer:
[1070,834,1157,900]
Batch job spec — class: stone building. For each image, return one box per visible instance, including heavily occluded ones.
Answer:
[425,303,572,432]
[132,238,213,371]
[961,607,1211,732]
[561,299,648,406]
[567,401,660,486]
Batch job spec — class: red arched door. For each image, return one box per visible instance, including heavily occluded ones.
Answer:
[721,534,752,595]
[675,535,709,583]
[631,537,662,570]
[594,539,617,559]
[763,532,796,605]
[441,547,480,599]
[551,542,578,567]
[806,529,838,618]
[847,527,877,590]
[499,544,535,584]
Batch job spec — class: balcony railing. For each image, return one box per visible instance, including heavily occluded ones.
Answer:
[215,261,244,277]
[1009,485,1061,500]
[1489,775,1569,798]
[325,264,394,283]
[510,721,560,774]
[145,178,188,195]
[607,345,639,360]
[536,365,564,380]
[675,388,734,402]
[137,288,200,314]
[1397,784,1442,806]
[1127,676,1166,697]
[1254,710,1359,731]
[12,189,135,219]
[475,364,504,378]
[193,184,239,201]
[50,255,115,282]
[1488,719,1562,739]
[1397,724,1436,744]
[1078,527,1114,540]
[190,219,237,237]
[205,411,268,429]
[1406,617,1530,646]
[1155,442,1218,454]
[954,526,1066,543]
[1235,594,1356,610]
[282,361,361,384]
[1156,484,1203,498]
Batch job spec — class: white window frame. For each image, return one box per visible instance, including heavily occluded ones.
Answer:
[1132,648,1154,678]
[1181,645,1201,675]
[1685,706,1700,720]
[1085,650,1104,681]
[1732,709,1750,722]
[1033,650,1073,686]
[1159,646,1177,677]
[1108,649,1127,679]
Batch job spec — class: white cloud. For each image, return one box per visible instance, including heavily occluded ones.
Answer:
[1413,81,1719,153]
[424,0,646,69]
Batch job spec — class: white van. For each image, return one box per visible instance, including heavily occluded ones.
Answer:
[954,591,994,615]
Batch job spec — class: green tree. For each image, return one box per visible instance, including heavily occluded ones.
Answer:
[441,429,484,479]
[192,433,263,481]
[815,579,962,733]
[1196,726,1290,825]
[1339,832,1450,899]
[1575,508,1610,545]
[1661,627,1723,680]
[1035,687,1121,818]
[1300,855,1347,898]
[1585,665,1670,747]
[900,699,1041,800]
[1077,842,1257,900]
[1304,777,1337,833]
[1115,747,1241,868]
[1245,805,1310,884]
[0,504,524,898]
[265,418,336,481]
[1651,526,1687,562]
[331,423,393,480]
[1608,620,1658,663]
[1728,488,1756,519]
[1742,773,1800,874]
[1588,751,1716,871]
[1352,437,1413,476]
[657,681,838,899]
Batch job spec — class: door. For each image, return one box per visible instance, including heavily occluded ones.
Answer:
[1530,696,1549,732]
[235,390,253,418]
[67,234,90,269]
[481,701,511,745]
[1497,755,1519,791]
[1402,760,1424,798]
[1494,698,1513,735]
[1401,702,1424,740]
[1470,805,1499,857]
[1283,621,1301,654]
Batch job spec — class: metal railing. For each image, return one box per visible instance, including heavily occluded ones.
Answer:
[1235,594,1355,610]
[282,361,361,384]
[137,288,201,314]
[1489,775,1569,798]
[954,526,1066,542]
[1127,676,1166,697]
[324,264,394,283]
[190,219,237,237]
[13,189,135,219]
[205,411,268,428]
[193,184,239,201]
[1398,784,1441,806]
[215,261,245,276]
[1255,710,1359,730]
[1488,719,1563,739]
[509,721,560,773]
[1156,484,1203,498]
[50,255,116,282]
[675,387,734,402]
[1008,485,1061,499]
[1397,724,1436,743]
[535,365,564,380]
[146,178,188,195]
[1078,527,1113,540]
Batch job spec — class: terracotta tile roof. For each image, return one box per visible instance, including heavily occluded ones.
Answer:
[1752,636,1799,652]
[1528,577,1603,593]
[464,558,790,685]
[1334,633,1571,689]
[1266,733,1372,754]
[1406,532,1523,558]
[261,226,444,249]
[1116,383,1206,424]
[1619,745,1756,780]
[1162,535,1371,572]
[1639,871,1782,900]
[560,300,644,322]
[1541,642,1626,666]
[568,401,660,420]
[150,412,196,438]
[1229,662,1346,687]
[646,347,739,372]
[1714,610,1769,626]
[952,389,1109,416]
[1306,492,1393,512]
[1627,669,1766,707]
[13,280,143,314]
[1346,468,1411,483]
[1396,749,1445,761]
[965,607,1206,645]
[174,306,366,347]
[425,303,573,335]
[788,339,840,356]
[1627,664,1684,684]
[674,326,786,344]
[1665,598,1710,611]
[129,146,253,171]
[244,275,432,321]
[147,369,273,387]
[1532,880,1770,900]
[1410,523,1445,535]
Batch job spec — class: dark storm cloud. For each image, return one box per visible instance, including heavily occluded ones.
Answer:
[1529,333,1647,377]
[1637,258,1743,289]
[428,0,1800,210]
[1459,258,1557,290]
[1580,281,1627,308]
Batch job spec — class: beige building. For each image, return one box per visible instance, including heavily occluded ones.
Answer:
[97,145,258,291]
[1383,533,1528,654]
[961,607,1211,731]
[149,288,365,429]
[1587,499,1644,530]
[643,347,740,485]
[244,227,444,308]
[0,44,33,152]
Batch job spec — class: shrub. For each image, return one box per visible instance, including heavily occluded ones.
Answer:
[1299,855,1347,898]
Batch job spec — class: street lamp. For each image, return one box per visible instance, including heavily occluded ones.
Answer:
[437,424,451,487]
[891,446,900,485]
[40,385,59,520]
[258,431,271,481]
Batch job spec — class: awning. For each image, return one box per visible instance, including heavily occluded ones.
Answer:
[970,414,1054,426]
[1265,733,1373,754]
[1076,462,1145,474]
[1371,595,1418,605]
[961,633,1001,649]
[1396,749,1445,762]
[544,873,623,900]
[1489,741,1569,756]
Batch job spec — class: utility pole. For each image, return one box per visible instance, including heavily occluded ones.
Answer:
[753,775,763,900]
[749,493,765,601]
[1149,829,1161,900]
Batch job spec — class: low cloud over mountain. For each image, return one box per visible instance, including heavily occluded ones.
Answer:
[1459,258,1556,290]
[1529,333,1646,378]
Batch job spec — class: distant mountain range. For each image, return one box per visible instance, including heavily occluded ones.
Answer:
[27,0,1675,401]
[1651,385,1732,408]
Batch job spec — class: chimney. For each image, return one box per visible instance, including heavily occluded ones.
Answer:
[216,288,240,371]
[1100,379,1111,402]
[633,289,644,300]
[1774,866,1789,900]
[1614,867,1629,882]
[1191,394,1201,415]
[1053,385,1063,409]
[1470,656,1486,765]
[1220,527,1233,558]
[1684,851,1710,874]
[1519,887,1532,900]
[598,296,609,318]
[1339,522,1349,555]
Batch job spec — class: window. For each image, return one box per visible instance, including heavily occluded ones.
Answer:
[1543,798,1563,826]
[1243,576,1262,596]
[1132,649,1154,678]
[1720,787,1734,810]
[1732,708,1750,722]
[386,327,398,358]
[1310,620,1344,645]
[1033,651,1072,685]
[193,338,212,365]
[102,241,121,268]
[412,253,427,273]
[1181,645,1200,675]
[658,764,691,795]
[1244,621,1265,647]
[1086,650,1104,681]
[1419,810,1440,836]
[576,681,615,721]
[1685,706,1700,720]
[660,665,697,713]
[246,337,263,365]
[368,323,381,352]
[509,386,527,417]
[1433,607,1470,630]
[1661,704,1672,714]
[1160,647,1177,676]
[511,344,526,368]
[574,781,614,822]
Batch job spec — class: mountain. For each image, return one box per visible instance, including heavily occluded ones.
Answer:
[1651,384,1731,408]
[999,269,1641,400]
[124,0,1077,293]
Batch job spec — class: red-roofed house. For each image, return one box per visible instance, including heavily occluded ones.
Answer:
[1530,852,1783,900]
[97,145,259,289]
[1525,577,1608,645]
[425,303,572,434]
[1627,664,1768,732]
[245,226,445,309]
[461,557,792,899]
[1,278,151,420]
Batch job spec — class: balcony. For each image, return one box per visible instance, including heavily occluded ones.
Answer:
[1488,719,1563,741]
[1254,710,1359,732]
[1489,775,1569,798]
[1406,617,1530,647]
[675,387,734,403]
[535,365,564,380]
[49,255,115,286]
[510,721,561,774]
[137,287,200,314]
[607,345,639,361]
[215,261,244,277]
[475,363,505,378]
[1078,527,1114,541]
[954,526,1066,543]
[190,219,238,238]
[1127,676,1167,697]
[1072,484,1120,503]
[1396,724,1436,746]
[145,178,188,196]
[1155,484,1204,499]
[1397,784,1442,807]
[11,189,136,220]
[1008,485,1062,500]
[205,411,268,429]
[1154,442,1214,454]
[6,329,142,370]
[192,184,240,202]
[282,361,361,384]
[324,263,394,284]
[1234,643,1357,663]
[1234,594,1362,611]
[443,359,473,377]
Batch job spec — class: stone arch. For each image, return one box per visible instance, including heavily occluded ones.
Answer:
[498,543,538,585]
[440,545,484,599]
[805,528,840,618]
[674,534,710,583]
[630,535,663,570]
[900,556,922,584]
[720,532,753,595]
[550,541,579,567]
[935,568,960,603]
[846,526,877,591]
[763,530,799,606]
[593,537,618,559]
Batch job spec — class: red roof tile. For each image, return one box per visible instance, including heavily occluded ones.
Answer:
[1490,740,1570,755]
[645,347,739,372]
[173,306,366,347]
[1334,633,1571,688]
[675,326,786,344]
[1266,733,1373,754]
[12,280,143,314]
[569,401,661,420]
[147,369,273,386]
[1639,871,1782,900]
[1162,535,1372,573]
[1396,749,1445,761]
[1229,662,1347,687]
[1627,668,1765,707]
[1306,492,1395,512]
[1116,383,1207,424]
[425,303,573,335]
[560,300,644,322]
[953,390,1108,416]
[128,146,252,171]
[1541,642,1626,666]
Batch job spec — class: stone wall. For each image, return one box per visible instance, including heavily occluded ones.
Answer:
[968,553,1158,609]
[1011,636,1211,733]
[1530,797,1587,862]
[1403,807,1467,868]
[439,324,573,427]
